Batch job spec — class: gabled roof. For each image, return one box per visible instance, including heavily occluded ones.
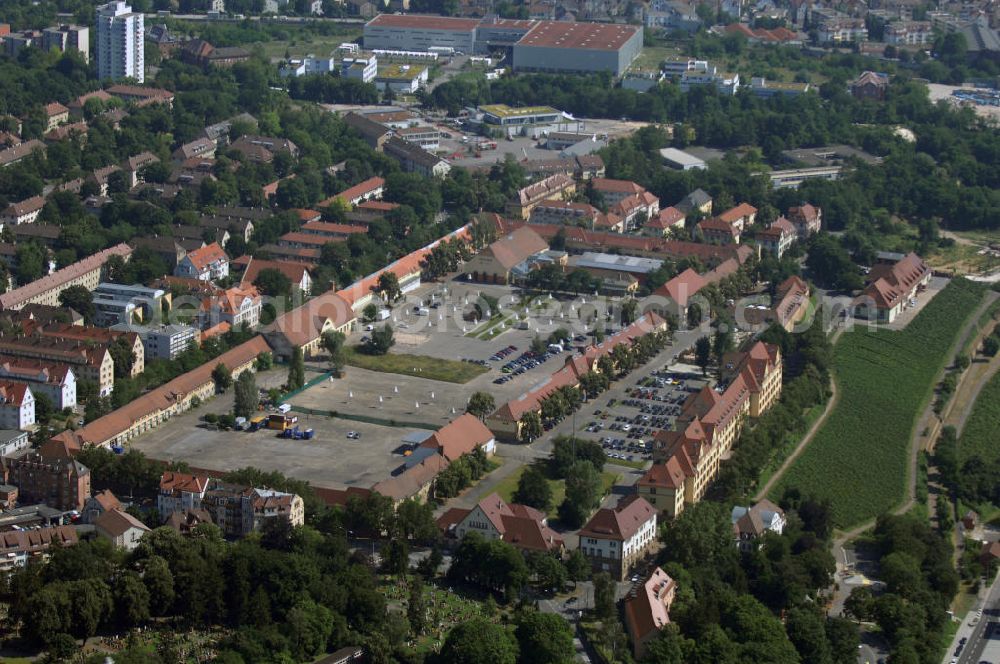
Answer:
[718,203,757,224]
[858,252,930,310]
[421,413,495,462]
[591,177,645,195]
[655,268,707,307]
[638,458,687,491]
[92,489,121,512]
[2,195,45,217]
[758,216,796,239]
[624,567,675,648]
[44,102,69,117]
[486,226,549,270]
[182,242,228,273]
[160,471,209,494]
[95,508,150,538]
[235,256,312,288]
[578,494,655,542]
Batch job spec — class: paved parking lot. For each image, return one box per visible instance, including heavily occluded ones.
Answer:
[130,380,415,490]
[576,368,709,463]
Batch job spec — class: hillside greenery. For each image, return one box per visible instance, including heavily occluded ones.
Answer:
[772,278,986,527]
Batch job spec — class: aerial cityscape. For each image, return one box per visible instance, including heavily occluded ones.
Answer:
[0,0,997,661]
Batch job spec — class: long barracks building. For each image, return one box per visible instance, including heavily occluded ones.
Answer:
[363,14,642,76]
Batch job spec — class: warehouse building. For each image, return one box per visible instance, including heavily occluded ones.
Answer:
[364,14,642,76]
[511,21,643,76]
[363,14,479,53]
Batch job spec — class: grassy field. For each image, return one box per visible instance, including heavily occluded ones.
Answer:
[634,45,682,70]
[771,279,987,528]
[957,369,1000,464]
[253,31,362,60]
[487,465,619,519]
[344,346,487,384]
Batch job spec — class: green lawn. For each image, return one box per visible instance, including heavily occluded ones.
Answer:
[957,369,1000,464]
[487,465,619,519]
[253,31,362,60]
[344,346,487,384]
[771,279,988,528]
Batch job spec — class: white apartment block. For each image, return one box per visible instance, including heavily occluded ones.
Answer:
[96,2,144,83]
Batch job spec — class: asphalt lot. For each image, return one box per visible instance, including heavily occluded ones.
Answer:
[129,368,417,490]
[576,368,710,465]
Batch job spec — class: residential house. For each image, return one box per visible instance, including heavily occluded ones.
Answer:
[731,499,785,551]
[463,226,549,284]
[0,140,45,169]
[229,135,299,163]
[172,137,216,163]
[643,207,686,237]
[697,217,741,244]
[0,337,114,396]
[850,71,889,100]
[0,357,76,409]
[438,492,564,553]
[1,196,46,226]
[0,526,77,573]
[43,102,70,132]
[200,284,262,330]
[157,471,209,517]
[853,252,931,323]
[756,216,797,258]
[717,203,757,231]
[675,188,712,215]
[624,567,677,658]
[0,429,29,457]
[31,323,145,377]
[0,382,34,430]
[577,495,658,580]
[232,256,313,294]
[122,151,159,188]
[506,173,577,219]
[325,176,385,207]
[175,242,229,282]
[786,204,822,238]
[82,489,121,523]
[106,85,176,108]
[109,323,198,361]
[95,508,150,551]
[3,453,90,511]
[383,136,451,178]
[419,413,496,461]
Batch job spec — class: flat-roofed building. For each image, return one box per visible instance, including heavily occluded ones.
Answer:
[512,21,643,76]
[659,147,706,170]
[363,14,479,53]
[374,63,429,93]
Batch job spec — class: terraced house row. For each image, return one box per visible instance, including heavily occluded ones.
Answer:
[638,341,782,518]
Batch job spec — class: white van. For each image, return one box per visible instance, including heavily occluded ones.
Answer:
[277,404,291,414]
[547,343,564,353]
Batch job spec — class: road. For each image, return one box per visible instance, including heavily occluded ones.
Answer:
[947,570,1000,664]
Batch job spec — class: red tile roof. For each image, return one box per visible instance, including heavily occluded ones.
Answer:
[717,203,757,224]
[183,242,227,273]
[578,495,655,541]
[486,226,549,270]
[421,413,495,461]
[518,20,640,50]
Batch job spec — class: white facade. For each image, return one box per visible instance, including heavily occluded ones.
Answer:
[96,2,144,83]
[342,55,378,83]
[0,386,34,430]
